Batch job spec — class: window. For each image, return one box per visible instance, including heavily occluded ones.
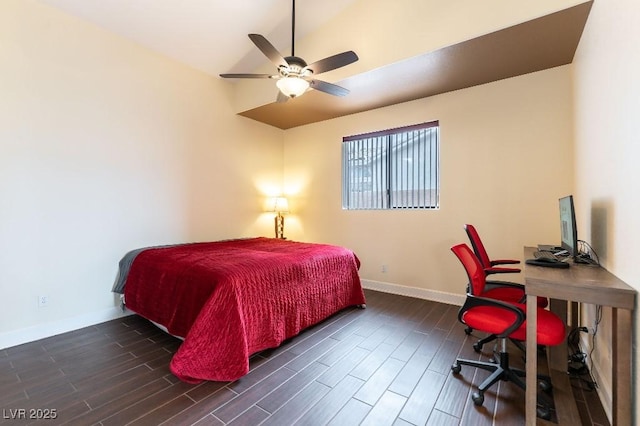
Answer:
[342,121,439,210]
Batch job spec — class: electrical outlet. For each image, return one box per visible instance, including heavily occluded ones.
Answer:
[38,295,49,308]
[381,264,388,273]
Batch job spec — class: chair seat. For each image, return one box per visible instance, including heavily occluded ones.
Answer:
[461,303,565,346]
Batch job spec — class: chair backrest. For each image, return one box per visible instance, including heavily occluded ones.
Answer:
[464,224,492,269]
[451,243,487,296]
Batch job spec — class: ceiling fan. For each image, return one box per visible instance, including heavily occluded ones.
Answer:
[220,0,358,102]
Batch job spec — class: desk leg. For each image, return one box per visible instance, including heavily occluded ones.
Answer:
[526,295,538,425]
[549,299,568,370]
[612,308,632,426]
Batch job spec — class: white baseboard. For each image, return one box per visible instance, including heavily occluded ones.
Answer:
[0,307,134,350]
[361,279,465,306]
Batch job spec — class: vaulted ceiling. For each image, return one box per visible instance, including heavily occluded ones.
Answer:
[38,0,593,129]
[37,0,360,77]
[241,2,593,129]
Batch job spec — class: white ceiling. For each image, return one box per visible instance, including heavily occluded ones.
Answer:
[38,0,360,76]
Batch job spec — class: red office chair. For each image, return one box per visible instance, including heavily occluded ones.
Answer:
[465,224,521,276]
[462,225,548,352]
[450,243,565,420]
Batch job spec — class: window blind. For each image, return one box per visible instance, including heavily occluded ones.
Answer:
[342,121,439,210]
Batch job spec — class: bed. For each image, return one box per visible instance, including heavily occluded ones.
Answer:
[112,237,366,384]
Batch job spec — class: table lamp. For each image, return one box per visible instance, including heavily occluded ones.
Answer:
[267,197,289,239]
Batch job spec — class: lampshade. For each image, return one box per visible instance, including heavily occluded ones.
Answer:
[268,197,289,213]
[276,77,309,98]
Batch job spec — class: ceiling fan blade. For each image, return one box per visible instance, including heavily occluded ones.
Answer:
[305,51,359,75]
[309,79,350,97]
[219,73,274,79]
[248,34,289,69]
[276,91,290,103]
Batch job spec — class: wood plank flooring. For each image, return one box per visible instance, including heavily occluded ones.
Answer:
[0,290,610,425]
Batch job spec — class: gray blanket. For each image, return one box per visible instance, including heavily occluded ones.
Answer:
[111,247,150,294]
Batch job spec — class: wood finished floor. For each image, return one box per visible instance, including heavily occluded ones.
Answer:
[0,289,610,426]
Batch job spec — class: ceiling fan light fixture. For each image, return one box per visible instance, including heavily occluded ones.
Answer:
[276,77,309,98]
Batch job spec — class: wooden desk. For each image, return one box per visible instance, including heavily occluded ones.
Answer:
[524,247,636,425]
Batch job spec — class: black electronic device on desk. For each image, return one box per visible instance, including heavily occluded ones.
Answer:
[526,256,570,268]
[537,244,564,252]
[529,195,597,268]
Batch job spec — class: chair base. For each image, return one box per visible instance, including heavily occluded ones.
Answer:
[470,330,544,359]
[466,327,525,354]
[451,348,553,420]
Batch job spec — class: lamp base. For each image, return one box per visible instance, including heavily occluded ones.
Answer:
[274,213,285,239]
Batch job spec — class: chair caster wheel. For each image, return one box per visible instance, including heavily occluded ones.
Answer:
[465,326,473,335]
[472,391,484,406]
[539,379,552,393]
[451,363,462,374]
[473,342,482,353]
[537,406,552,420]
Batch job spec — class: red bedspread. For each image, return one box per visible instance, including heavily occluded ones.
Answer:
[123,237,365,383]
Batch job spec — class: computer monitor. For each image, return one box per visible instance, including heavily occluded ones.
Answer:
[558,195,585,263]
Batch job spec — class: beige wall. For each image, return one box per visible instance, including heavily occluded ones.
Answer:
[572,0,640,421]
[0,0,283,344]
[283,65,574,299]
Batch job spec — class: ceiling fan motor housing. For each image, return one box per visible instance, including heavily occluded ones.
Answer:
[279,56,311,78]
